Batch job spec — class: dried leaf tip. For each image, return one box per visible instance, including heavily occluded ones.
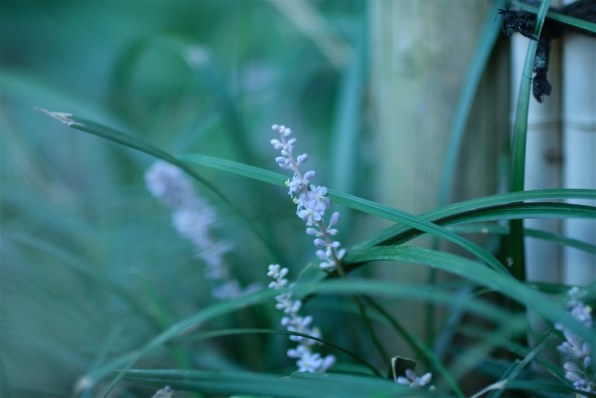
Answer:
[33,107,82,127]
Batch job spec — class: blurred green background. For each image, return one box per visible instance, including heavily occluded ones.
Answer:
[1,1,370,396]
[3,1,593,396]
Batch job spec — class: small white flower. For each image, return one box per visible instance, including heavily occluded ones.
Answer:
[296,189,328,226]
[571,303,593,327]
[558,329,592,359]
[297,351,323,373]
[152,386,175,398]
[397,369,434,389]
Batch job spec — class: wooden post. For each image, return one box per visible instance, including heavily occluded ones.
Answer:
[370,0,504,362]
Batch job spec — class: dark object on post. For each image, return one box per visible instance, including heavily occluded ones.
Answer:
[533,37,552,103]
[498,8,538,39]
[498,0,596,103]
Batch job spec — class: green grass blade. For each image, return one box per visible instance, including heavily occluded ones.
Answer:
[87,323,126,375]
[90,288,282,394]
[33,107,511,275]
[122,369,413,398]
[183,328,380,377]
[181,154,285,186]
[459,321,532,397]
[509,0,552,281]
[438,0,505,205]
[512,0,596,34]
[358,189,596,249]
[331,193,509,275]
[179,155,509,274]
[356,202,596,250]
[34,109,282,261]
[342,246,591,343]
[443,202,596,222]
[92,279,521,394]
[34,108,215,190]
[486,333,553,398]
[315,295,460,392]
[114,280,518,396]
[448,224,596,255]
[180,157,595,255]
[458,325,568,383]
[435,189,595,218]
[363,297,465,398]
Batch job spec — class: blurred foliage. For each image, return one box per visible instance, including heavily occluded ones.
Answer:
[1,0,367,396]
[2,1,594,398]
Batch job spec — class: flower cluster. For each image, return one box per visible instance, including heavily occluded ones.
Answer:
[265,124,342,373]
[145,161,257,299]
[270,124,346,271]
[396,369,435,390]
[267,264,335,373]
[556,287,594,397]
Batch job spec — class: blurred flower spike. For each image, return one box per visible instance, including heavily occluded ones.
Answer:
[270,124,346,271]
[556,287,594,397]
[145,161,257,299]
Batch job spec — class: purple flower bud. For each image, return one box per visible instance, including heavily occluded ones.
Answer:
[303,170,315,183]
[305,227,319,236]
[313,238,326,248]
[296,153,309,165]
[329,211,340,226]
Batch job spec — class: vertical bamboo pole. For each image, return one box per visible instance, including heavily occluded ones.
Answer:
[510,1,562,285]
[561,4,596,286]
[370,0,499,360]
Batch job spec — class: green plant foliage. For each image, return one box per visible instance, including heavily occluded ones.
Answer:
[122,369,413,398]
[2,1,594,398]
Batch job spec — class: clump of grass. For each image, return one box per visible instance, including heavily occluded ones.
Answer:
[2,1,595,398]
